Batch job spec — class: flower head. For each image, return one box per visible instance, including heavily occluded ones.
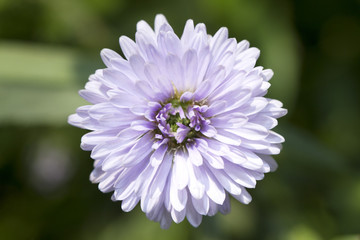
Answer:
[68,14,287,228]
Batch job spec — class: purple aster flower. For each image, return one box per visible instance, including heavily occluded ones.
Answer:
[68,14,287,228]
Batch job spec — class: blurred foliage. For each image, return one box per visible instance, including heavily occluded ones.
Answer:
[0,0,359,239]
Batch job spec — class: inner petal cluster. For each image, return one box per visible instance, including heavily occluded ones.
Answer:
[154,99,212,147]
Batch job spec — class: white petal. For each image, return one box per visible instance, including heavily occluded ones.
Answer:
[234,58,257,72]
[170,181,188,212]
[144,154,172,212]
[165,54,184,91]
[200,67,226,100]
[181,19,195,48]
[98,171,118,193]
[191,195,209,215]
[194,23,207,34]
[130,104,148,115]
[159,210,172,229]
[214,129,241,146]
[133,161,158,196]
[241,97,268,116]
[144,63,173,97]
[114,180,136,201]
[186,159,205,199]
[171,207,186,224]
[195,46,211,87]
[250,115,278,129]
[212,38,236,65]
[261,99,288,118]
[200,124,217,138]
[211,113,248,129]
[121,133,154,167]
[207,198,220,216]
[91,138,129,160]
[210,27,228,52]
[224,161,256,188]
[261,69,274,81]
[90,167,105,183]
[182,49,198,90]
[155,14,171,34]
[203,100,227,117]
[119,36,138,59]
[81,129,118,151]
[102,69,137,94]
[75,105,91,118]
[240,149,264,170]
[201,151,224,169]
[231,122,269,140]
[236,47,260,61]
[241,139,280,154]
[101,145,132,171]
[266,130,285,143]
[186,200,203,227]
[136,20,156,42]
[137,19,154,32]
[150,143,168,167]
[88,102,118,120]
[204,169,226,204]
[232,187,252,204]
[100,48,121,67]
[214,89,253,114]
[187,144,203,166]
[130,120,155,131]
[189,31,207,51]
[110,57,133,74]
[78,88,107,105]
[209,168,242,195]
[110,91,143,108]
[135,80,159,100]
[117,127,146,140]
[158,31,182,56]
[236,40,250,54]
[222,146,247,165]
[121,194,139,212]
[204,138,230,156]
[193,80,212,101]
[173,150,189,189]
[256,81,271,96]
[129,54,147,81]
[71,115,94,130]
[113,166,142,199]
[259,154,278,172]
[219,194,231,214]
[180,91,194,102]
[149,151,172,197]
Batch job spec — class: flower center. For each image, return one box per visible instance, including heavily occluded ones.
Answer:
[154,100,210,146]
[167,112,190,132]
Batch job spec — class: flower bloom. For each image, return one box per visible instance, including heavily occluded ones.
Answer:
[68,14,287,228]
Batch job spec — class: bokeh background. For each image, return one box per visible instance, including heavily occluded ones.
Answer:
[0,0,359,239]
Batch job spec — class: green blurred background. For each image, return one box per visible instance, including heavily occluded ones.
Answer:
[0,0,359,239]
